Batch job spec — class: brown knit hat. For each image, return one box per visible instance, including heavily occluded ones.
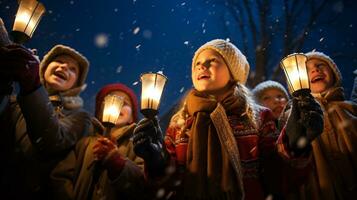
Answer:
[95,83,139,123]
[192,39,250,84]
[40,44,89,88]
[305,51,342,87]
[252,80,289,103]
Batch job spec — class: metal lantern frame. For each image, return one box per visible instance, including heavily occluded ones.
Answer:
[12,0,46,44]
[280,53,311,97]
[140,72,168,119]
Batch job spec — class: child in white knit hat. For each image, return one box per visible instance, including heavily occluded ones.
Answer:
[132,39,324,200]
[252,80,289,120]
[295,51,357,199]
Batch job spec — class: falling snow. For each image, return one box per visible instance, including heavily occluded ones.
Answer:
[132,81,139,86]
[135,44,141,50]
[94,33,109,48]
[179,87,185,93]
[184,41,189,45]
[133,27,140,35]
[116,66,123,74]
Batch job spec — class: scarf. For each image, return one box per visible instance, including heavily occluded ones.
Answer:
[182,85,247,200]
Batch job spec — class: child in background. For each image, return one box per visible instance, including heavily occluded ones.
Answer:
[300,51,357,200]
[252,80,289,131]
[51,83,147,200]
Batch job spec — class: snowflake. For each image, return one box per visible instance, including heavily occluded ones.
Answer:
[133,27,140,35]
[179,87,185,93]
[132,81,139,86]
[116,66,123,73]
[319,37,324,42]
[135,44,141,50]
[184,41,189,45]
[94,33,109,48]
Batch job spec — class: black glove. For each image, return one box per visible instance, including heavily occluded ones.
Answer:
[285,93,324,156]
[0,45,40,95]
[133,116,167,176]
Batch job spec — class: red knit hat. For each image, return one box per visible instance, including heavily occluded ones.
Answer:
[95,83,139,122]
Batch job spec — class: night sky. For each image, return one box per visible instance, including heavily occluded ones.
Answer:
[1,0,356,119]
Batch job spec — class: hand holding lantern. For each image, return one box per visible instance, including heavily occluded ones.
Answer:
[280,53,324,154]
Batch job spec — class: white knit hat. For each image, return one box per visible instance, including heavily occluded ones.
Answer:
[305,51,342,87]
[40,44,89,88]
[252,80,289,103]
[192,39,250,84]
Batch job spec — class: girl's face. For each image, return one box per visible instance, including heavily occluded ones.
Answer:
[44,55,80,91]
[192,49,231,95]
[109,91,134,127]
[306,58,335,94]
[259,88,288,119]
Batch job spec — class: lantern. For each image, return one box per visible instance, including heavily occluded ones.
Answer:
[140,72,168,119]
[280,53,310,97]
[12,0,46,43]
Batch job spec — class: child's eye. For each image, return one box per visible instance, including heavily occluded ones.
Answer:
[263,96,271,101]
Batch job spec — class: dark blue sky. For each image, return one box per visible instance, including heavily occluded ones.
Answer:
[1,0,356,119]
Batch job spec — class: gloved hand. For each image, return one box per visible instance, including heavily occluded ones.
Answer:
[0,45,40,95]
[285,93,324,156]
[93,137,126,179]
[133,116,167,175]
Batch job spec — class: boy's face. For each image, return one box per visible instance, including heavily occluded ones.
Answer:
[192,49,231,94]
[44,54,80,91]
[259,88,288,119]
[306,58,334,93]
[109,91,134,127]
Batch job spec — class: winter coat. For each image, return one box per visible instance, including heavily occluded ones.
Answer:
[155,85,310,200]
[0,86,91,199]
[50,123,148,200]
[299,87,357,200]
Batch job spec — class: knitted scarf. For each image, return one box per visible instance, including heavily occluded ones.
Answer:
[182,85,246,200]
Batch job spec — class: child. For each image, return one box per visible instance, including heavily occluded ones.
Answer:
[252,80,289,120]
[0,44,91,198]
[132,39,323,200]
[252,80,290,130]
[51,83,147,200]
[300,51,357,199]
